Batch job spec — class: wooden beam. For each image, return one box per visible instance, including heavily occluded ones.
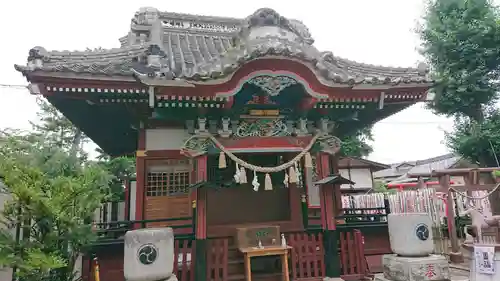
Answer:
[434,168,499,176]
[407,173,432,178]
[439,174,463,263]
[409,167,500,178]
[434,184,498,193]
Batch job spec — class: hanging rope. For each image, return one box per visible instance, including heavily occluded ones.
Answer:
[449,183,500,200]
[182,133,340,173]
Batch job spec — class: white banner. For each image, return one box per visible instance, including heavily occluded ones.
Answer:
[474,245,496,275]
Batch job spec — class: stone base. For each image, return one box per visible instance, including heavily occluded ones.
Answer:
[165,274,178,281]
[381,254,451,281]
[449,252,464,264]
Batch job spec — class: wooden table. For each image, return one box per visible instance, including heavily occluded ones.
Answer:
[239,246,292,281]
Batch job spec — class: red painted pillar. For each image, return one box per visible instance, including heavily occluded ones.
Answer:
[330,154,342,218]
[134,128,146,229]
[318,153,335,230]
[124,179,130,220]
[195,155,207,239]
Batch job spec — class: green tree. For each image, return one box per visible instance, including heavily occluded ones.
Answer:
[419,0,500,213]
[0,131,113,281]
[33,97,136,203]
[96,156,136,202]
[340,127,373,158]
[30,98,89,157]
[0,99,134,280]
[372,180,396,194]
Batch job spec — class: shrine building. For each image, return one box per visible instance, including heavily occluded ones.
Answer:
[15,7,433,281]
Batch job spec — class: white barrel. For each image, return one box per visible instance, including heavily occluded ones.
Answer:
[388,213,433,257]
[124,227,175,281]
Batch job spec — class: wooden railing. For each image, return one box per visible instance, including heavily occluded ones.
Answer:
[207,238,229,281]
[307,206,389,230]
[93,217,194,245]
[174,237,196,281]
[286,231,326,280]
[339,229,370,281]
[336,207,389,225]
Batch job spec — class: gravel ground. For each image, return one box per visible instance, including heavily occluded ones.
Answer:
[450,267,470,281]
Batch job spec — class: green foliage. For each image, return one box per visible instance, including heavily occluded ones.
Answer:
[493,169,500,178]
[339,127,373,157]
[372,180,396,194]
[30,98,89,158]
[420,0,500,166]
[96,156,136,202]
[0,98,135,280]
[445,110,500,166]
[0,132,113,281]
[420,0,500,213]
[420,0,500,118]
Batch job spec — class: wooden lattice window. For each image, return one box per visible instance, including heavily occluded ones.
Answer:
[146,159,191,196]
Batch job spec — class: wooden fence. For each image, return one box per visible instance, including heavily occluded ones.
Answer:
[174,238,196,281]
[287,232,325,280]
[340,188,492,255]
[339,230,369,281]
[207,238,229,281]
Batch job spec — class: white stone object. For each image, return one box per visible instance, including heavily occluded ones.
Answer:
[388,213,433,256]
[281,233,287,247]
[378,254,450,281]
[124,227,174,281]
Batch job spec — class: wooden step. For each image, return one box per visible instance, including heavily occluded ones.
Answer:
[226,247,243,260]
[227,259,245,275]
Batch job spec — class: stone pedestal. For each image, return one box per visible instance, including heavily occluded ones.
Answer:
[124,227,176,281]
[375,254,450,281]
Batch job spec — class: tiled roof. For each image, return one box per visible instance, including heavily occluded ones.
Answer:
[15,7,432,86]
[15,45,148,76]
[373,153,461,180]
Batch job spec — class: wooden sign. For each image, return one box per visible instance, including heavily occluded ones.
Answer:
[236,225,280,248]
[249,109,279,116]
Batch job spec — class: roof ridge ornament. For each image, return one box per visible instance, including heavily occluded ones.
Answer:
[26,47,48,70]
[238,8,314,46]
[133,7,160,26]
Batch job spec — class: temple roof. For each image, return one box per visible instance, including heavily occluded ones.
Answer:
[15,7,431,87]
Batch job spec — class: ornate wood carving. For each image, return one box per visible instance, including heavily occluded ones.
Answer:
[247,75,298,96]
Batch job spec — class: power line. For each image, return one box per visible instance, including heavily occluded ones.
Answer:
[0,84,28,90]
